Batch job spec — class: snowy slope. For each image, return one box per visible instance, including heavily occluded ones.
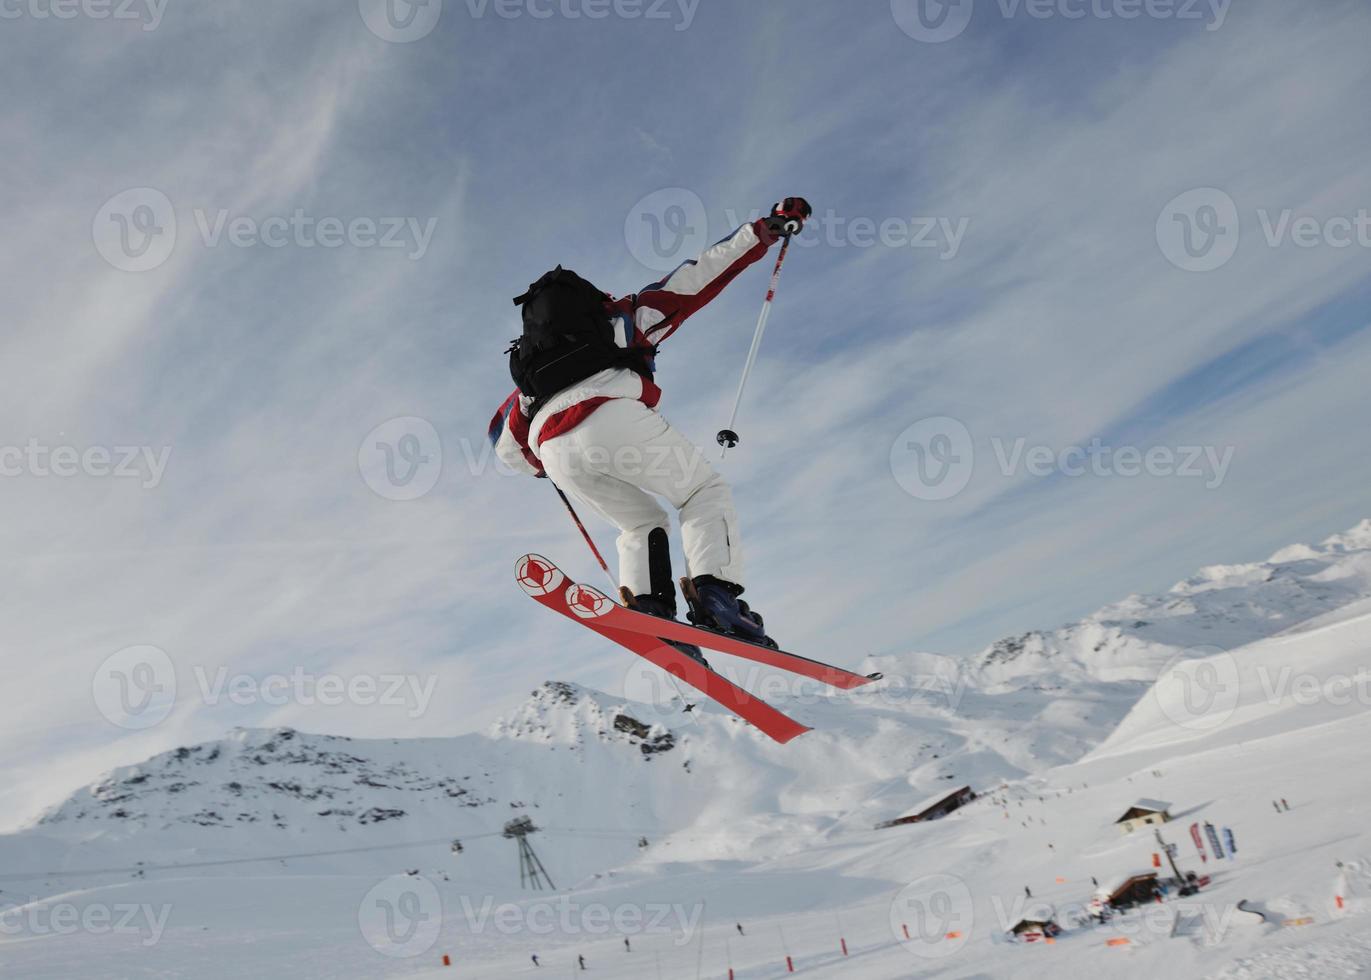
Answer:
[3,522,1371,978]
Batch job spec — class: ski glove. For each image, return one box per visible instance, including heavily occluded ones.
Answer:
[765,197,812,237]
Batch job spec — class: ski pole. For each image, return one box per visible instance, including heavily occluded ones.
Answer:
[548,480,700,718]
[717,234,792,457]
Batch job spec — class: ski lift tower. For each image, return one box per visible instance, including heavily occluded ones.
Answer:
[503,816,556,890]
[1154,826,1197,896]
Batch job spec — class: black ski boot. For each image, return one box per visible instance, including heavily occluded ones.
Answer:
[629,593,710,670]
[623,529,710,670]
[685,576,776,648]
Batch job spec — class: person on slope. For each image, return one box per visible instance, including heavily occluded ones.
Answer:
[489,197,812,654]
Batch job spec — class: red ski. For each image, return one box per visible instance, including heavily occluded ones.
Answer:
[626,582,876,690]
[515,555,878,743]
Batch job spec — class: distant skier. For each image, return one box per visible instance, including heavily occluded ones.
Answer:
[736,923,745,936]
[623,937,631,952]
[578,954,587,971]
[1272,800,1281,813]
[491,199,813,652]
[531,954,540,967]
[1024,886,1032,898]
[1281,798,1290,811]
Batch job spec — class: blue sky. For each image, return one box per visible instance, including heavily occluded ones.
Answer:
[2,0,1370,825]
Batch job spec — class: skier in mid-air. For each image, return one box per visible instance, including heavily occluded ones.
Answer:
[490,197,811,654]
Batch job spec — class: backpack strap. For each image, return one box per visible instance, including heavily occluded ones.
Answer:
[520,343,657,424]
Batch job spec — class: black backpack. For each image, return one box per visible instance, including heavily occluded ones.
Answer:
[507,267,654,409]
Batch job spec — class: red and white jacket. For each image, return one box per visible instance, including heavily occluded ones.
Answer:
[488,219,781,476]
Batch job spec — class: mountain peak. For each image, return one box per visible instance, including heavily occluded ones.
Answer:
[37,726,496,837]
[1321,517,1371,553]
[973,518,1371,686]
[489,681,677,756]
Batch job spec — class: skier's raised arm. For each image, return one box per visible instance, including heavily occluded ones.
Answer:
[631,198,811,347]
[487,198,810,480]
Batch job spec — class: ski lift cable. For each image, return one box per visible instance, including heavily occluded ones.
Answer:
[0,816,872,883]
[0,831,506,883]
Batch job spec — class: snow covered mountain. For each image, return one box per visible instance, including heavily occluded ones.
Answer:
[4,521,1371,978]
[971,518,1371,688]
[16,685,699,894]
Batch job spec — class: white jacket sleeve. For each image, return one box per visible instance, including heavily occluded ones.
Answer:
[631,219,779,346]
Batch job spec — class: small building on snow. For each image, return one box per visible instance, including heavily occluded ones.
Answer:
[875,786,977,829]
[1008,918,1061,942]
[1095,872,1161,910]
[1114,798,1172,834]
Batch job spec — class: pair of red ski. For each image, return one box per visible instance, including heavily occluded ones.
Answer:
[516,555,880,743]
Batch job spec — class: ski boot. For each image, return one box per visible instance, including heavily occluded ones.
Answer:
[620,528,712,672]
[683,575,777,649]
[621,590,711,671]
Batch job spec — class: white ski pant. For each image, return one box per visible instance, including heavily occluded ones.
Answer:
[539,398,744,597]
